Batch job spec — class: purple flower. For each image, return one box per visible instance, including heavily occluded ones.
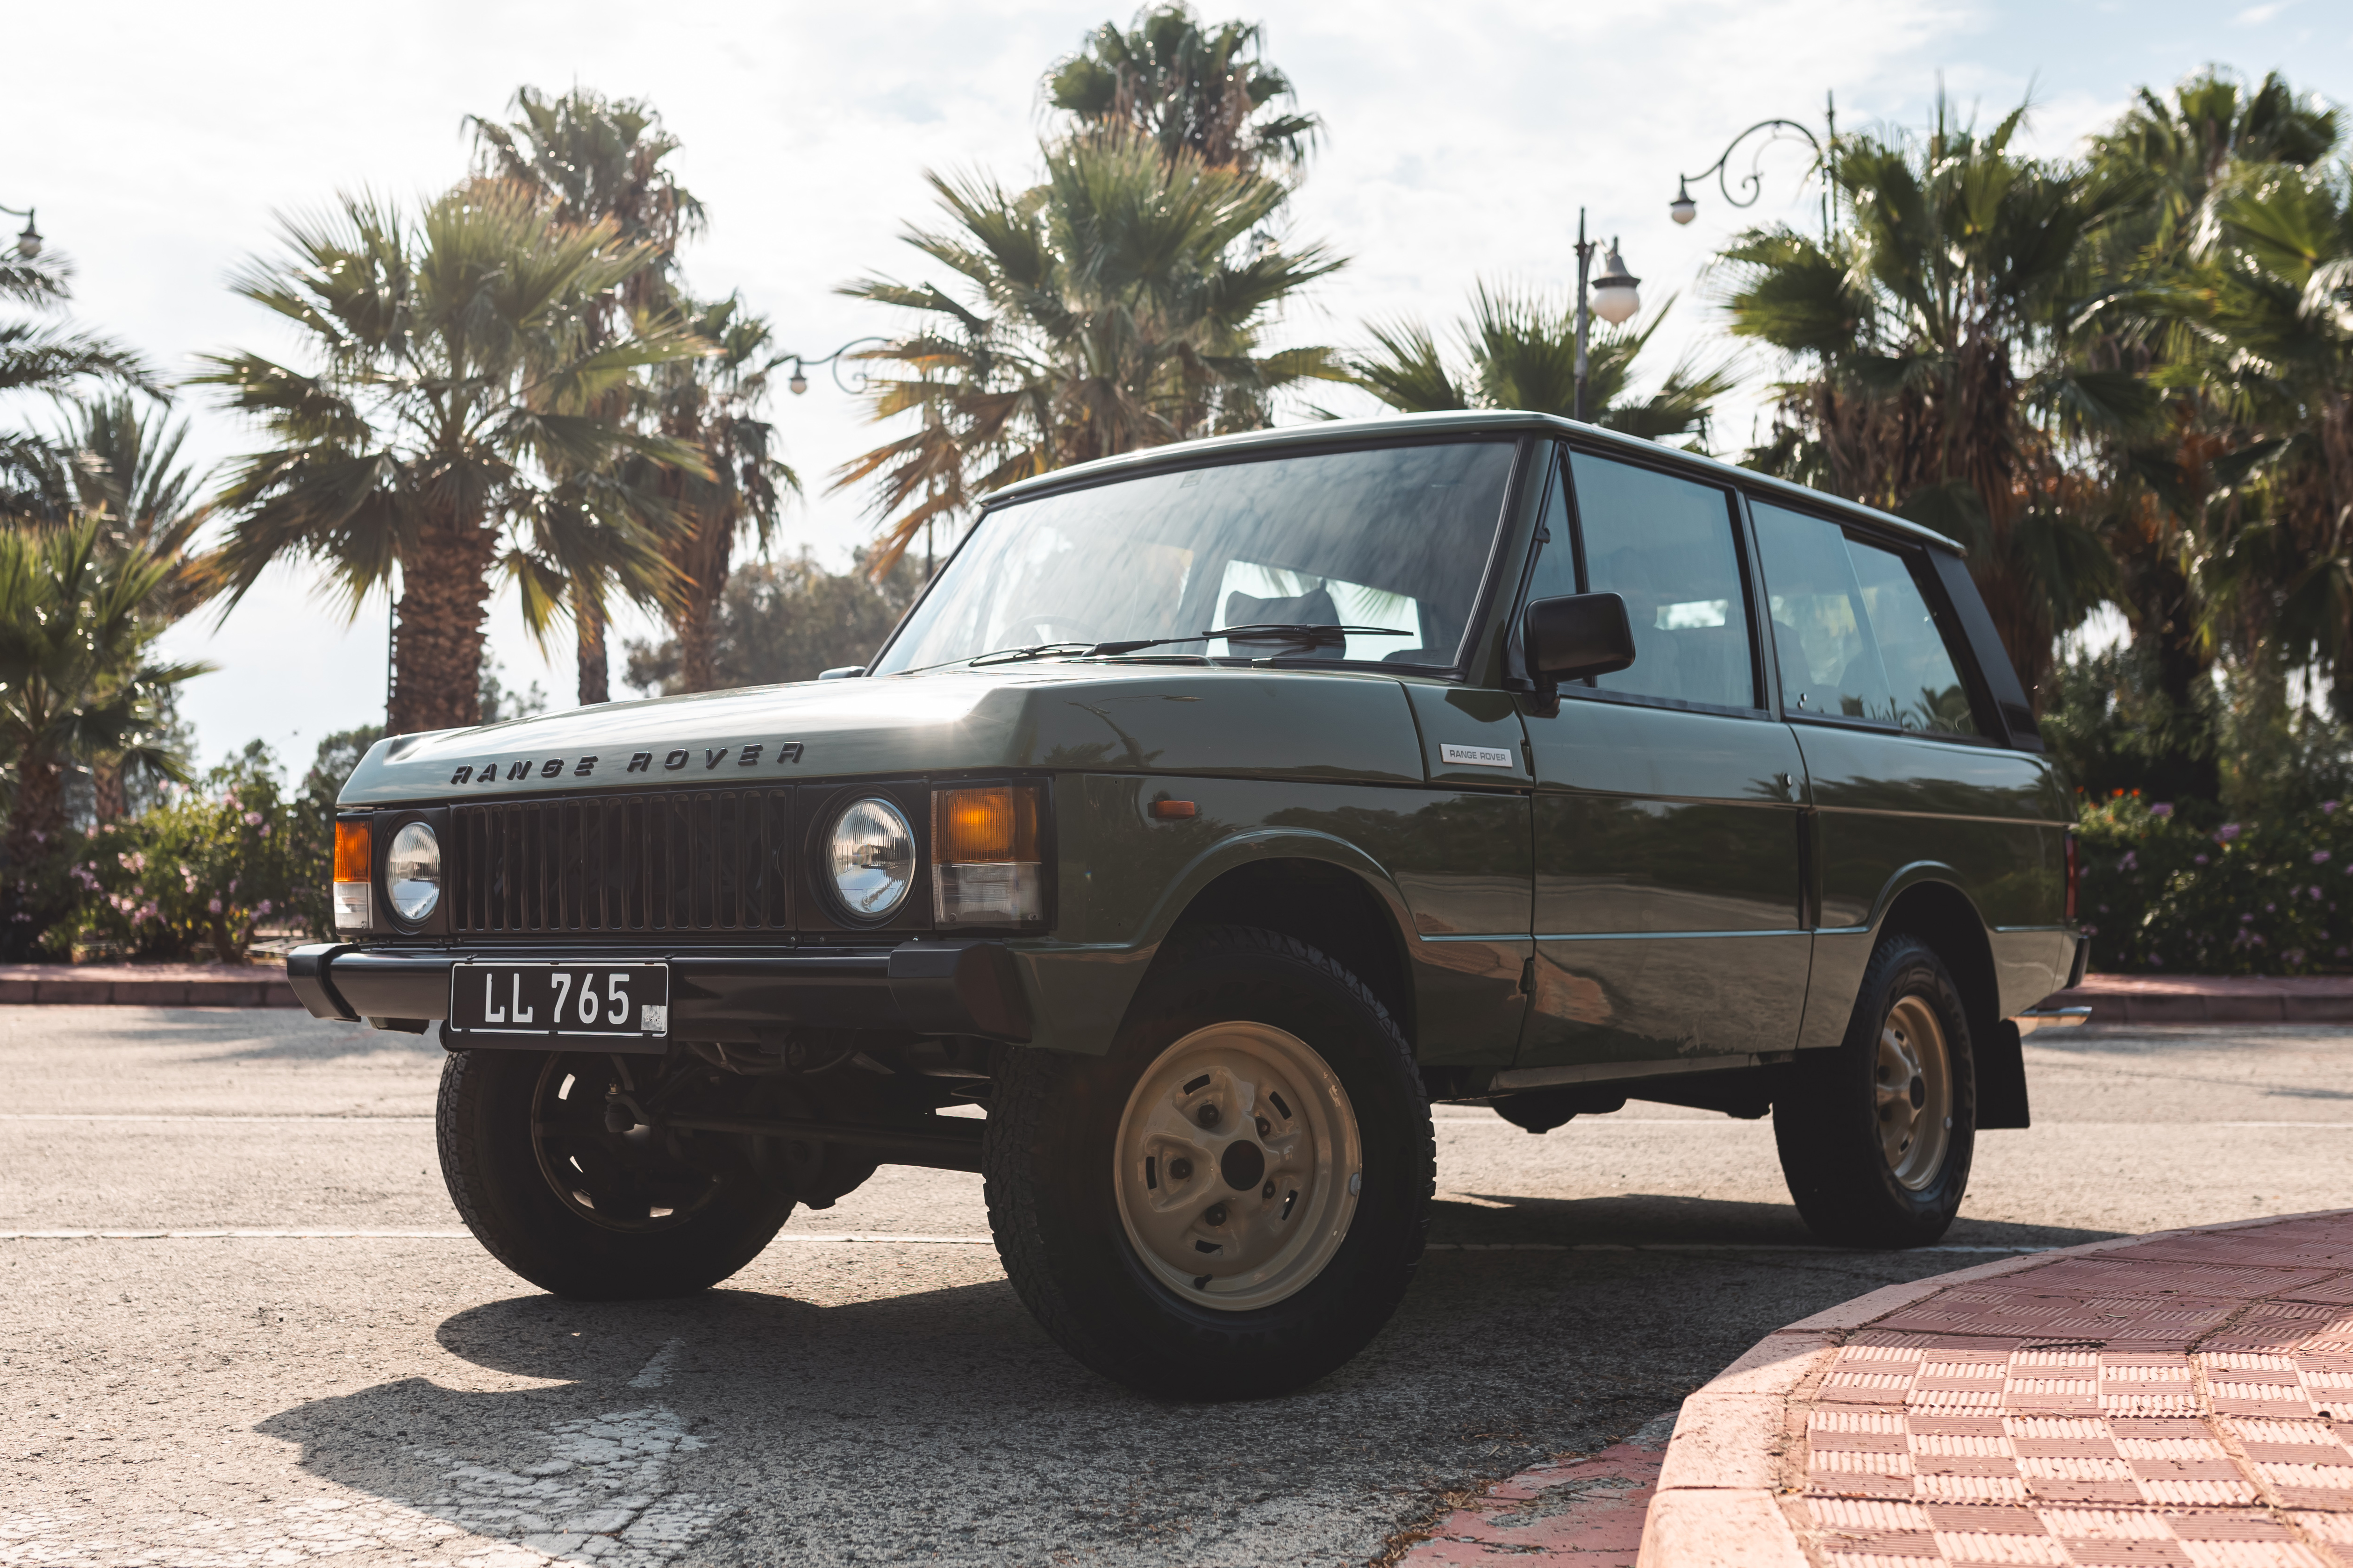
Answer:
[2118,851,2138,871]
[2317,851,2334,865]
[258,825,270,839]
[2196,854,2210,865]
[242,811,263,827]
[2217,823,2243,843]
[2242,913,2256,923]
[2149,953,2165,967]
[206,898,222,914]
[2150,802,2174,819]
[2328,802,2342,815]
[2313,887,2326,900]
[255,899,272,917]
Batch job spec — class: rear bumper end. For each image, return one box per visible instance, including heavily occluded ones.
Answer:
[286,940,1032,1051]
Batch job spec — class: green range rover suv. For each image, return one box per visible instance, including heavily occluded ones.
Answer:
[290,411,2086,1398]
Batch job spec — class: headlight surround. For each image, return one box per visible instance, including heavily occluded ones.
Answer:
[827,798,916,918]
[385,821,442,923]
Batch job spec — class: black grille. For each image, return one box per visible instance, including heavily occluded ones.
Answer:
[451,791,794,935]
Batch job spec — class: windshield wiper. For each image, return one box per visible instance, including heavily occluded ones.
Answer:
[1089,624,1411,657]
[968,641,1097,666]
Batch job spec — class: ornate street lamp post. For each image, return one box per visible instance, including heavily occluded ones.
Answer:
[779,337,889,397]
[1667,93,1838,237]
[1573,208,1642,423]
[0,203,43,259]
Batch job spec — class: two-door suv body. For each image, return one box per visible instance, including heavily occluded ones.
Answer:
[292,411,2085,1397]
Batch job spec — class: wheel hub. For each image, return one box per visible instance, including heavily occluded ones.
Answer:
[1874,997,1952,1190]
[1113,1022,1363,1312]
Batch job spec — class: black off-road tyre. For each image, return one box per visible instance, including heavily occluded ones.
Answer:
[438,1048,795,1299]
[1774,934,1977,1248]
[984,924,1434,1400]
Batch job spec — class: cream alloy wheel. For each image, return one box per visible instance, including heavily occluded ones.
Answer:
[1876,995,1952,1190]
[1114,1021,1362,1311]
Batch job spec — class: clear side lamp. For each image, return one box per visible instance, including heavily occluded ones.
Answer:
[931,784,1044,927]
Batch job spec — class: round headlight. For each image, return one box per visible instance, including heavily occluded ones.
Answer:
[828,798,915,918]
[386,821,442,923]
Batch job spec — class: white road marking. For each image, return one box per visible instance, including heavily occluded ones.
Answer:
[0,1228,2047,1255]
[628,1338,685,1390]
[0,1112,432,1123]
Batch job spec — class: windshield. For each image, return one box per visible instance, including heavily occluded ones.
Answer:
[870,440,1519,675]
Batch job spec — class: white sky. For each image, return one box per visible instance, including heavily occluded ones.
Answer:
[9,0,2350,774]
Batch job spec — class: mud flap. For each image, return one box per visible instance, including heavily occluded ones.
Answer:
[1977,1019,2031,1129]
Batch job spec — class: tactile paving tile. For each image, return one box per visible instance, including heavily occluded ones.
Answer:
[1783,1226,2353,1565]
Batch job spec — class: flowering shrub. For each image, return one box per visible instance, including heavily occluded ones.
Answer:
[47,751,316,962]
[2075,791,2353,974]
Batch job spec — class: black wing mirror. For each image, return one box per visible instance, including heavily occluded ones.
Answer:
[1525,592,1636,686]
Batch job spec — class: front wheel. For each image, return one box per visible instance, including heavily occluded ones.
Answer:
[1773,934,1976,1247]
[437,1048,795,1299]
[984,925,1434,1399]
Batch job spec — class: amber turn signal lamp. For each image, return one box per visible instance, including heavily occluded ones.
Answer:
[931,784,1044,927]
[333,818,372,931]
[1151,800,1196,820]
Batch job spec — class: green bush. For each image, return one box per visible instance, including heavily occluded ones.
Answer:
[46,746,321,962]
[2076,791,2353,974]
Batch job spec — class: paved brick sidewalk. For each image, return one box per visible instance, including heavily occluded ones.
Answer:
[1642,1210,2353,1566]
[0,962,298,1007]
[2050,974,2353,1024]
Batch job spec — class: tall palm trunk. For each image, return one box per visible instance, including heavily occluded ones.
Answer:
[91,760,127,824]
[388,513,499,734]
[575,593,610,705]
[678,596,718,692]
[3,749,66,872]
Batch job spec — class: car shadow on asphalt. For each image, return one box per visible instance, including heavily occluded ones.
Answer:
[247,1201,2117,1561]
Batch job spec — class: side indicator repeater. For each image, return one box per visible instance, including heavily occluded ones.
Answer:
[1151,800,1197,820]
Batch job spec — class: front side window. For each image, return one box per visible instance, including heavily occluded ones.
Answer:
[1563,451,1758,710]
[1751,500,1979,735]
[871,441,1517,675]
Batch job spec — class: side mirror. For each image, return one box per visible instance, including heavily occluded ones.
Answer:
[1525,592,1636,685]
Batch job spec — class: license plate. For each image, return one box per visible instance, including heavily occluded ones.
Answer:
[448,963,671,1041]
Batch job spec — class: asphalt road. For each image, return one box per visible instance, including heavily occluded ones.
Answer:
[4,1006,2351,1565]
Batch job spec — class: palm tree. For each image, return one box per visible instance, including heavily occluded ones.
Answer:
[46,396,215,820]
[200,183,710,735]
[836,128,1344,570]
[2182,160,2353,716]
[471,86,707,704]
[1718,97,2138,705]
[2,252,154,523]
[1046,4,1319,176]
[0,520,205,903]
[631,296,798,691]
[1351,283,1732,444]
[2053,70,2342,800]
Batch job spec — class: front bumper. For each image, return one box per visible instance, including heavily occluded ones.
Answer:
[287,940,1032,1051]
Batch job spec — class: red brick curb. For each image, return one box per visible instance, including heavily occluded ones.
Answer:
[2052,975,2353,1025]
[1640,1209,2353,1566]
[0,963,299,1008]
[1399,1415,1675,1565]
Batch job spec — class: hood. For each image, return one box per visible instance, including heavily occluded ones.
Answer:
[337,663,1427,805]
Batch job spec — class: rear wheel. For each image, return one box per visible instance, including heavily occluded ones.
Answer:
[1774,934,1976,1247]
[985,925,1433,1399]
[437,1048,794,1299]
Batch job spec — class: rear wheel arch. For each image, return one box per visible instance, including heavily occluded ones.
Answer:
[1871,876,2029,1127]
[1875,878,2000,1046]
